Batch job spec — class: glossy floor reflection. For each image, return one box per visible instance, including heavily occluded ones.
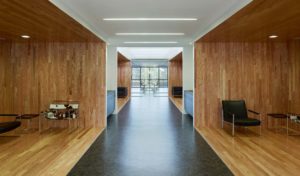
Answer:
[69,96,232,176]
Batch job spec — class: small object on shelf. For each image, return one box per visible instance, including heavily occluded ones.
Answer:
[286,113,300,135]
[43,100,79,120]
[45,112,56,119]
[290,115,297,120]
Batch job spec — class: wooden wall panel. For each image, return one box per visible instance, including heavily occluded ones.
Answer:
[288,41,300,114]
[168,53,183,97]
[0,41,106,129]
[0,0,102,42]
[118,53,132,98]
[194,42,290,129]
[287,41,300,130]
[199,0,300,42]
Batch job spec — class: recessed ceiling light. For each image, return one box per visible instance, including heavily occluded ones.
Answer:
[21,35,30,39]
[103,18,197,21]
[124,41,178,44]
[269,35,278,39]
[116,33,185,36]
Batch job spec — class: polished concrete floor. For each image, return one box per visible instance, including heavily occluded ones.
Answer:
[69,96,232,176]
[131,87,168,97]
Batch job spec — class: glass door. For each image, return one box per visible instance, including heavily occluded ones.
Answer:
[132,66,168,96]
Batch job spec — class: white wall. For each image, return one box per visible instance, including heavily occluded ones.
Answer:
[183,45,194,91]
[182,45,194,114]
[106,45,118,114]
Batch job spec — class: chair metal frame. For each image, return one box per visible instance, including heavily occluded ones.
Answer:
[221,103,262,136]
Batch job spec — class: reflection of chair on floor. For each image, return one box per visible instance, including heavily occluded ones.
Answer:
[221,100,261,136]
[0,114,21,134]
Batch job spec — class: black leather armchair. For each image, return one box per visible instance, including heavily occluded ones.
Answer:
[0,114,21,134]
[172,87,182,97]
[222,100,261,136]
[118,87,128,98]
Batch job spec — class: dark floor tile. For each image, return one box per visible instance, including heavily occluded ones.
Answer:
[68,96,232,176]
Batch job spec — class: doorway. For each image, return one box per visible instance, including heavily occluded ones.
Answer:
[131,60,169,97]
[115,47,186,114]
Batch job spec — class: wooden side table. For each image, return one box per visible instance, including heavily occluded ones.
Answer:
[287,114,300,135]
[16,114,40,132]
[267,113,300,135]
[267,113,288,134]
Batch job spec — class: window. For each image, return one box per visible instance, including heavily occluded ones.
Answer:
[159,67,168,79]
[131,66,168,88]
[149,68,159,79]
[131,80,141,87]
[132,67,141,79]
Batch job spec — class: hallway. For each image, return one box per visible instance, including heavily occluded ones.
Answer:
[69,97,232,176]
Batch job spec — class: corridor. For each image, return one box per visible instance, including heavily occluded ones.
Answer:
[69,96,231,176]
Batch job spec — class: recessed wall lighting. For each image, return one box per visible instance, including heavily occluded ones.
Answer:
[103,18,197,21]
[21,35,30,39]
[269,35,278,39]
[124,41,178,44]
[116,33,185,36]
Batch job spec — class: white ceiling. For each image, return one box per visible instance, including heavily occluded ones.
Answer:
[118,47,183,59]
[50,0,251,47]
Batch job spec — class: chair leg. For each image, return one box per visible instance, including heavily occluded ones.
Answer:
[259,114,262,136]
[287,117,289,135]
[232,123,235,136]
[222,119,224,128]
[221,110,224,128]
[232,114,235,136]
[259,125,262,136]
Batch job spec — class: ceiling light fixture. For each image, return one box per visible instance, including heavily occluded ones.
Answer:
[21,35,30,39]
[124,41,178,44]
[116,33,185,36]
[103,18,197,21]
[269,35,278,39]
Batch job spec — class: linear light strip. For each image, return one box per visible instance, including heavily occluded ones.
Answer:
[103,18,197,21]
[116,33,185,36]
[124,41,178,44]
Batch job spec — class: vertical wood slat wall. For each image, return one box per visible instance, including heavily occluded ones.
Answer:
[168,53,183,97]
[288,41,300,113]
[0,41,106,129]
[194,41,300,129]
[118,53,132,98]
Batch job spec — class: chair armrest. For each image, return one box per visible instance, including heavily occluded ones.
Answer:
[287,113,300,116]
[16,114,40,120]
[0,114,19,117]
[248,109,260,115]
